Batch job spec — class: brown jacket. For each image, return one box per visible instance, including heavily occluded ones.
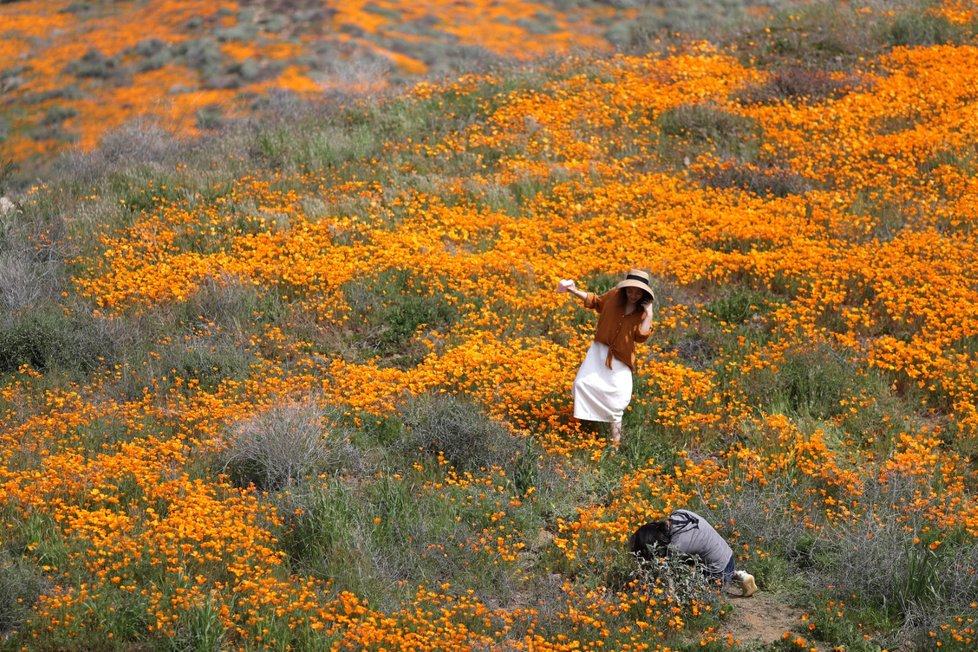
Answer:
[585,287,651,370]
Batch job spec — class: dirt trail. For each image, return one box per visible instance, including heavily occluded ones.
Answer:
[720,591,829,651]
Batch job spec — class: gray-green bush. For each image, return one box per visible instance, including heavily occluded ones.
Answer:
[817,476,978,635]
[398,391,531,474]
[222,396,358,490]
[657,103,761,164]
[0,302,121,375]
[884,8,967,46]
[0,550,45,634]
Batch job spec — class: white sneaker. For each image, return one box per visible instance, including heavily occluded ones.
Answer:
[733,571,757,597]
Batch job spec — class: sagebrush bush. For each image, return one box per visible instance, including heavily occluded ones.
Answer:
[0,250,50,313]
[698,161,813,197]
[697,480,825,588]
[399,392,530,474]
[736,66,857,104]
[814,475,978,645]
[97,118,180,167]
[222,396,358,490]
[0,550,45,634]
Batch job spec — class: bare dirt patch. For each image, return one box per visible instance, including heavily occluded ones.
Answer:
[720,591,829,650]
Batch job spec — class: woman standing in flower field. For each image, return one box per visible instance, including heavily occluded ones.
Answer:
[558,269,655,447]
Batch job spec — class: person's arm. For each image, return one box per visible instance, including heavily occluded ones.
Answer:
[557,279,589,302]
[637,301,654,336]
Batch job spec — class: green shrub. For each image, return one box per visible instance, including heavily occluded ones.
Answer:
[0,158,13,192]
[741,343,857,419]
[704,285,778,324]
[175,39,223,76]
[806,597,891,652]
[157,328,253,392]
[0,303,120,375]
[657,103,760,164]
[222,396,358,490]
[65,48,120,79]
[341,268,459,366]
[740,1,879,67]
[254,121,379,172]
[884,9,967,47]
[281,476,427,609]
[165,596,227,652]
[282,467,533,611]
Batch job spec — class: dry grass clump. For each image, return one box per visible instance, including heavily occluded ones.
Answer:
[399,392,531,475]
[0,551,46,635]
[736,65,859,104]
[816,476,978,642]
[222,395,357,490]
[697,160,813,197]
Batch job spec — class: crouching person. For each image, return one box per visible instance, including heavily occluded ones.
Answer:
[629,508,757,597]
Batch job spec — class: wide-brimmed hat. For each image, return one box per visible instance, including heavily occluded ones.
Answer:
[616,269,655,301]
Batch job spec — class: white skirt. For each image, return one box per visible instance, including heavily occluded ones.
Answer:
[572,341,633,423]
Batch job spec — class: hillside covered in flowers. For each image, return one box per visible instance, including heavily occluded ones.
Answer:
[1,1,978,650]
[1,0,787,171]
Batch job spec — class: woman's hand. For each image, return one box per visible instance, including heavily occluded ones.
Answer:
[557,279,576,294]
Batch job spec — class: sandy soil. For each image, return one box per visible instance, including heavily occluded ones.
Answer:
[720,590,831,651]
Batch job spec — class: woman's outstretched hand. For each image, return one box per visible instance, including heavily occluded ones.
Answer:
[557,279,576,294]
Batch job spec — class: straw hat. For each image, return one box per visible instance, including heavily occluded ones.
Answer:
[616,269,655,301]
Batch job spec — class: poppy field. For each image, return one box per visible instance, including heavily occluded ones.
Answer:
[1,1,978,650]
[0,0,781,171]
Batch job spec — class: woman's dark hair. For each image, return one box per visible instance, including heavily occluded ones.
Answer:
[618,287,654,309]
[629,521,670,562]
